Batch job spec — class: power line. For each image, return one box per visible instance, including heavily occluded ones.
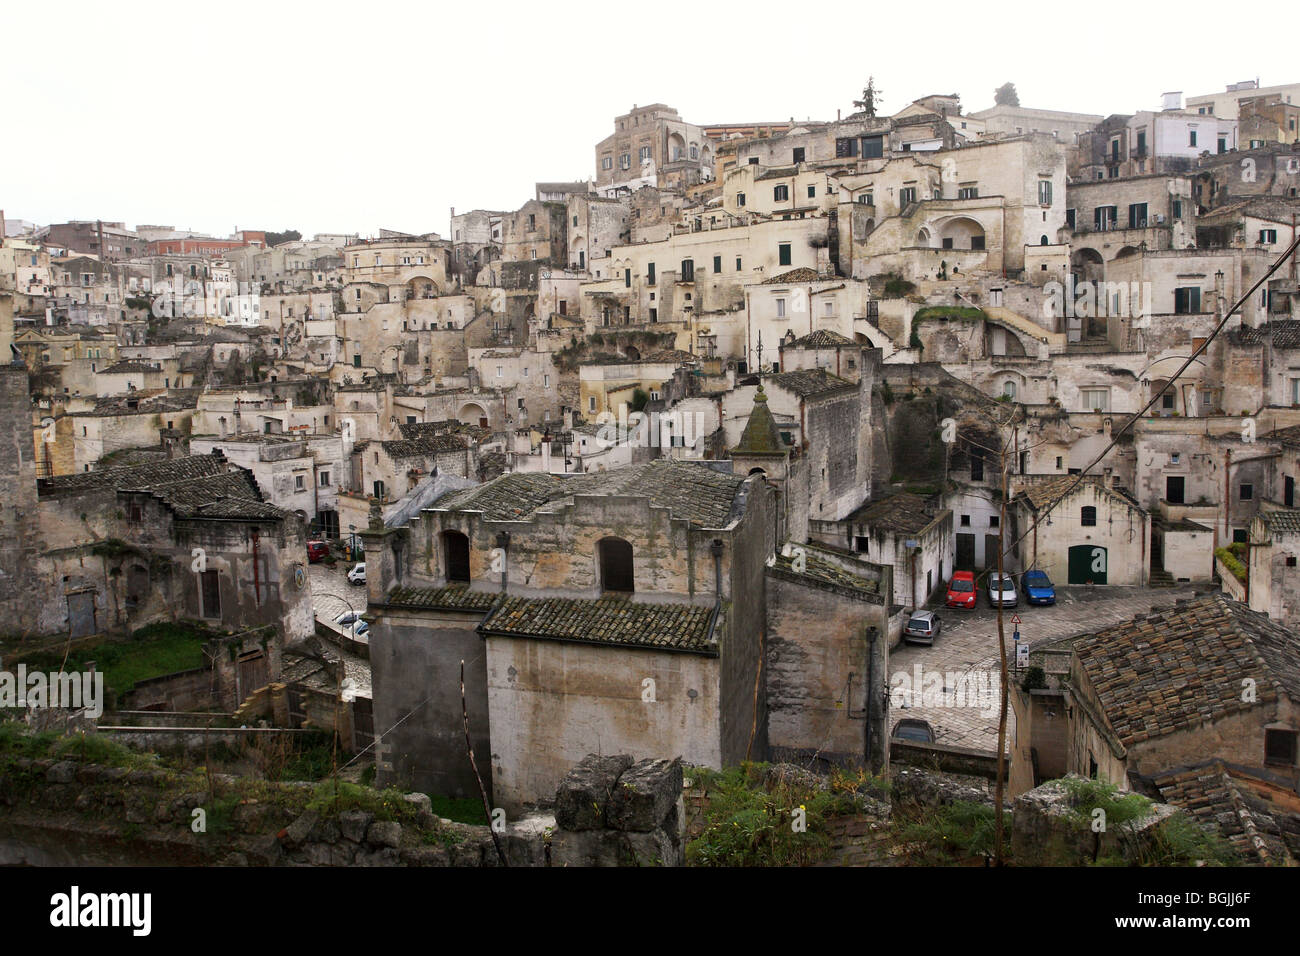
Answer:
[998,233,1300,560]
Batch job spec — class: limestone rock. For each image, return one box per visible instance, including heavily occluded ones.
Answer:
[553,754,633,831]
[607,758,682,832]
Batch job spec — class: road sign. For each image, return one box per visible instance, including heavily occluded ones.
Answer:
[1016,643,1030,668]
[1010,614,1022,626]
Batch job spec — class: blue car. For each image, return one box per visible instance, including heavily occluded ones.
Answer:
[1022,569,1056,605]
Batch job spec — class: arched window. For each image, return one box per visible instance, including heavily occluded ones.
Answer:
[1040,235,1050,245]
[442,531,470,583]
[598,537,634,593]
[1081,506,1097,527]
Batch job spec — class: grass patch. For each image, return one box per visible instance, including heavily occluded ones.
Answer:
[913,306,987,322]
[685,763,866,867]
[428,793,488,826]
[893,800,1010,864]
[14,621,209,699]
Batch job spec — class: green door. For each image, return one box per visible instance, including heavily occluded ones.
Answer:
[1068,545,1107,584]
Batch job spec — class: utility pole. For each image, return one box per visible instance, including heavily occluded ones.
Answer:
[993,444,1010,865]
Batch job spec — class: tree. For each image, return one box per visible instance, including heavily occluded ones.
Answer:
[265,229,302,247]
[994,83,1020,107]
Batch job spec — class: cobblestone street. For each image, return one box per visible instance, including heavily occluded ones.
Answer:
[309,562,368,630]
[889,585,1200,753]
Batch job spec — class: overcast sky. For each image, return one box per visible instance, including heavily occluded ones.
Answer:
[1,0,1266,241]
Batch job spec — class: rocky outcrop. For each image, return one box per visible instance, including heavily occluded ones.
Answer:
[550,756,685,867]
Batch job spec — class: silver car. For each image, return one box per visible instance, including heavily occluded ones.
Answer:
[903,610,941,645]
[987,571,1018,608]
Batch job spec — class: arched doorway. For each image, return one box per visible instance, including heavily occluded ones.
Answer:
[937,216,986,251]
[598,537,634,593]
[442,530,470,583]
[459,402,488,428]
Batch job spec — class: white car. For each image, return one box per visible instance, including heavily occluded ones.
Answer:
[986,571,1018,608]
[347,562,366,586]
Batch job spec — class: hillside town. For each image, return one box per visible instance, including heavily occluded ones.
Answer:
[3,73,1300,872]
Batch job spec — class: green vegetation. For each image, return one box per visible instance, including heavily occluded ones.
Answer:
[14,621,208,699]
[894,800,1010,864]
[428,793,488,826]
[882,274,917,299]
[1214,546,1247,583]
[1021,665,1048,692]
[685,762,877,867]
[1060,777,1239,866]
[629,387,650,412]
[913,306,987,322]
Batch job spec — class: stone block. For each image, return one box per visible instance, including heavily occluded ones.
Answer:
[338,809,372,843]
[606,758,682,832]
[553,753,633,831]
[366,820,402,848]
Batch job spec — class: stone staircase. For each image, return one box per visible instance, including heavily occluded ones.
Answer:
[1149,567,1176,588]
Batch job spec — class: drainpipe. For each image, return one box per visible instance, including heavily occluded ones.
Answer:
[495,530,510,594]
[1224,448,1232,546]
[251,529,261,606]
[705,539,724,643]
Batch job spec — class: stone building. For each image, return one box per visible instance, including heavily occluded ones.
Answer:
[365,459,775,810]
[1064,594,1299,787]
[594,104,712,195]
[1247,508,1300,625]
[30,453,314,649]
[1011,474,1148,586]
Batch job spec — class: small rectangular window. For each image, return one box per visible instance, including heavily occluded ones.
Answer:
[778,243,792,267]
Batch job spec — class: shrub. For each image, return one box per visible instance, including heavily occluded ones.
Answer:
[1214,547,1247,583]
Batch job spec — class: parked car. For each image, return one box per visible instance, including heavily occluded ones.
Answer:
[307,540,330,563]
[945,570,977,609]
[1022,569,1056,606]
[350,619,369,637]
[903,610,941,645]
[347,562,366,586]
[987,571,1018,608]
[335,611,361,627]
[891,718,936,743]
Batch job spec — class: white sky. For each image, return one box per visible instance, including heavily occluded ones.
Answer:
[1,0,1266,240]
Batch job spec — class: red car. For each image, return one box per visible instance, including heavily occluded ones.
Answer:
[307,540,329,563]
[945,571,977,609]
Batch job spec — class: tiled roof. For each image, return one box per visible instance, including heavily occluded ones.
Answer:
[1257,509,1300,534]
[1262,424,1300,448]
[99,360,162,374]
[41,452,288,520]
[42,453,232,496]
[435,459,748,527]
[1233,321,1300,350]
[768,548,879,597]
[762,267,820,285]
[848,492,938,536]
[1074,593,1300,748]
[1017,474,1142,513]
[380,435,469,458]
[1151,761,1298,865]
[383,584,499,612]
[397,420,489,442]
[480,595,717,654]
[766,367,855,398]
[787,330,856,348]
[642,349,697,363]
